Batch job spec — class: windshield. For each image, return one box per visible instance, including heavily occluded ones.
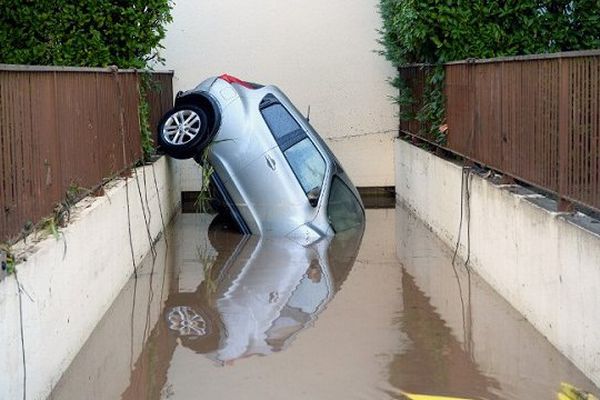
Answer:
[284,138,326,194]
[327,176,364,233]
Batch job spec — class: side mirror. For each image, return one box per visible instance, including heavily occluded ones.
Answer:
[307,186,321,207]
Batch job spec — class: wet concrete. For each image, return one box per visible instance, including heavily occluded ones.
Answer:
[49,207,599,400]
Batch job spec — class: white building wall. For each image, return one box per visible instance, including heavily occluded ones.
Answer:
[160,0,398,188]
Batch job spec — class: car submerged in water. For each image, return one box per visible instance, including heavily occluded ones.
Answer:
[157,74,364,243]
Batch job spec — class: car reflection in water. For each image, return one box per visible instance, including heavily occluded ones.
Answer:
[165,215,364,366]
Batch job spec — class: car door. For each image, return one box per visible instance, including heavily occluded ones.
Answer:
[223,145,312,236]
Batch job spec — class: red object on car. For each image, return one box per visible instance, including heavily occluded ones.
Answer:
[218,74,255,89]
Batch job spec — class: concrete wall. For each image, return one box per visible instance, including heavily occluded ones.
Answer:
[50,233,175,400]
[160,0,398,188]
[0,156,181,400]
[395,139,600,388]
[395,204,599,398]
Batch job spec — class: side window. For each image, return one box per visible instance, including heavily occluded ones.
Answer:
[284,138,326,194]
[261,103,304,149]
[327,177,364,232]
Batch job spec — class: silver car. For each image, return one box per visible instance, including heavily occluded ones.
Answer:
[158,75,364,243]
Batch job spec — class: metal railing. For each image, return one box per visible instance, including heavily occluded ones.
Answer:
[0,65,173,242]
[401,50,600,212]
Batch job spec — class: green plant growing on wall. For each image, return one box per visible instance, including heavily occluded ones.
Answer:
[138,74,156,161]
[0,243,16,276]
[66,183,88,205]
[378,0,600,143]
[194,140,234,213]
[41,198,71,238]
[194,159,215,214]
[40,217,61,241]
[1,183,87,267]
[390,74,416,122]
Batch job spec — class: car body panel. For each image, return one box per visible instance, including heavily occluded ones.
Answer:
[207,86,277,175]
[221,146,319,236]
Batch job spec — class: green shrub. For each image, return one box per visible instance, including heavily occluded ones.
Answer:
[379,0,600,142]
[0,1,173,160]
[0,0,173,68]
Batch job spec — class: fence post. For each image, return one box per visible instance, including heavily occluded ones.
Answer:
[558,58,574,212]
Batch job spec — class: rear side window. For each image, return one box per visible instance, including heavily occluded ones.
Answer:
[261,103,304,149]
[284,138,326,194]
[327,177,364,232]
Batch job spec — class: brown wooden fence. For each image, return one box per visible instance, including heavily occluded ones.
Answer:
[401,50,600,212]
[0,65,173,242]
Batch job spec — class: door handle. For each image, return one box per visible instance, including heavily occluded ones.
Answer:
[265,154,276,171]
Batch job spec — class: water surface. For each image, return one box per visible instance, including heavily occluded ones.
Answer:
[49,207,600,399]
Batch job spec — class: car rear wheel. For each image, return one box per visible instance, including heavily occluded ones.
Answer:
[157,105,209,159]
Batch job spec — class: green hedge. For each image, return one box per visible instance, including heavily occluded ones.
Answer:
[0,1,173,160]
[378,0,600,142]
[0,0,173,68]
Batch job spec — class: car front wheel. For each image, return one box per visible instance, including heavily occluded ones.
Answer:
[157,105,209,159]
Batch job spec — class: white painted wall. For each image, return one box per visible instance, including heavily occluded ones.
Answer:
[50,233,174,400]
[396,205,599,398]
[395,139,600,388]
[160,0,398,188]
[0,156,181,400]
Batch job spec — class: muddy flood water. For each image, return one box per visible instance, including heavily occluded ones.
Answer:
[49,206,599,400]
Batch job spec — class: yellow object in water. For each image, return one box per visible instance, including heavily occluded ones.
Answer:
[558,382,599,400]
[402,393,472,400]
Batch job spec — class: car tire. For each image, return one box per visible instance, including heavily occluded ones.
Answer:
[157,105,209,160]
